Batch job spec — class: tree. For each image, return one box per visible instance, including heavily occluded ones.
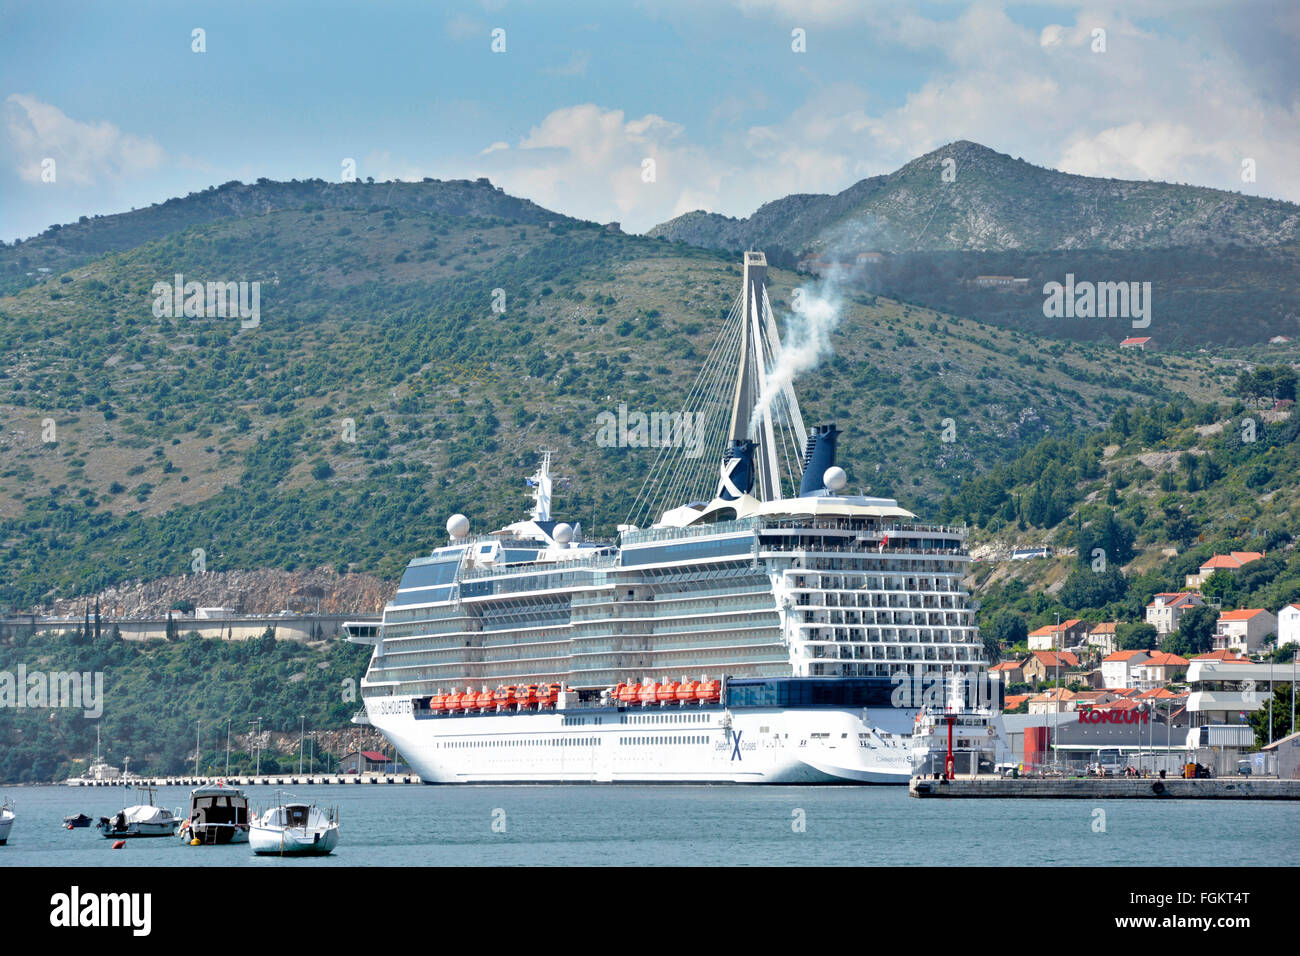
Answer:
[1118,622,1158,651]
[165,611,177,642]
[1060,566,1128,610]
[989,610,1028,648]
[1247,684,1294,748]
[1200,570,1237,605]
[1175,604,1217,655]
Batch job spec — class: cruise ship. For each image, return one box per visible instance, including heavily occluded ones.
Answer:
[348,252,990,783]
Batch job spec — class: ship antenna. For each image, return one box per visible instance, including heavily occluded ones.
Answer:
[528,450,553,521]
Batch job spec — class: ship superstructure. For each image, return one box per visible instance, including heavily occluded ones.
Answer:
[350,252,988,783]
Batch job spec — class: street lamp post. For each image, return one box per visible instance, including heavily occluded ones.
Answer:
[299,715,305,775]
[225,718,231,777]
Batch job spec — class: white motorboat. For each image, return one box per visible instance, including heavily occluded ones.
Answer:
[0,798,14,845]
[97,787,179,838]
[250,801,339,856]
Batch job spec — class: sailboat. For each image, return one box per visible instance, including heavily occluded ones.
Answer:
[249,794,339,856]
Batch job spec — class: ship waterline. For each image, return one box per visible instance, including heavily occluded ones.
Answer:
[352,251,988,784]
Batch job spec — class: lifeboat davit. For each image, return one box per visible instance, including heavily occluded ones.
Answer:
[639,682,660,705]
[675,680,698,702]
[695,679,721,702]
[657,681,679,704]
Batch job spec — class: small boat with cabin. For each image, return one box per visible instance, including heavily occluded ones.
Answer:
[97,786,180,838]
[178,784,250,845]
[249,797,339,856]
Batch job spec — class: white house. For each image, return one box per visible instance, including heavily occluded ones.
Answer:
[1214,608,1278,654]
[1101,650,1150,690]
[1145,592,1204,636]
[1278,603,1300,649]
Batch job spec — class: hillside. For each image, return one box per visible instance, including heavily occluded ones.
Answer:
[0,176,578,297]
[0,189,1244,610]
[648,141,1300,255]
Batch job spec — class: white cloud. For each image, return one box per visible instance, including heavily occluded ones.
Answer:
[3,94,164,186]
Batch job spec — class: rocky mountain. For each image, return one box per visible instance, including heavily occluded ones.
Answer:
[647,141,1300,255]
[32,566,393,618]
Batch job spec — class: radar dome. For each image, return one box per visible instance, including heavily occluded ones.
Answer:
[824,466,847,492]
[553,522,574,545]
[446,514,470,538]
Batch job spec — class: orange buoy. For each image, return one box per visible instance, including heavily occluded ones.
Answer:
[112,840,126,849]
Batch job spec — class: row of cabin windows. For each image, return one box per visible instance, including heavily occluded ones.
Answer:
[622,712,712,725]
[618,736,712,746]
[442,737,599,748]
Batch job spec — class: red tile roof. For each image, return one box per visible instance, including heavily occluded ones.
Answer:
[1103,650,1148,662]
[1218,608,1268,621]
[1143,652,1189,668]
[1030,651,1079,668]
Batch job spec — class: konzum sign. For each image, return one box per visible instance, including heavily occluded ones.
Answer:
[1078,709,1149,724]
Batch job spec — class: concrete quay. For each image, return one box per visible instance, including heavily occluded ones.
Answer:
[909,774,1300,799]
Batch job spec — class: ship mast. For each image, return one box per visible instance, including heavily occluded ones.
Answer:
[724,251,808,501]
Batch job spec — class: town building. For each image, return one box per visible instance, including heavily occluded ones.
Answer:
[1145,592,1204,635]
[1022,650,1080,684]
[1086,622,1120,656]
[1213,608,1277,654]
[1277,603,1300,648]
[1119,336,1155,350]
[1185,551,1265,589]
[1101,649,1150,689]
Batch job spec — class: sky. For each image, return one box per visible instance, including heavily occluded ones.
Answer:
[1,0,1297,243]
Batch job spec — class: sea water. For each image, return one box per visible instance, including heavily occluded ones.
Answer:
[1,784,1296,866]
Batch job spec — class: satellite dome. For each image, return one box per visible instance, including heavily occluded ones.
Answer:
[553,522,574,545]
[823,466,847,492]
[446,514,470,538]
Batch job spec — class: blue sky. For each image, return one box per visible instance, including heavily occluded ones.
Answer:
[2,0,1297,242]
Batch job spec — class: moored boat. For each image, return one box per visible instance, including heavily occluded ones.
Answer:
[98,787,179,838]
[178,784,250,845]
[63,813,93,829]
[0,798,14,845]
[249,800,339,856]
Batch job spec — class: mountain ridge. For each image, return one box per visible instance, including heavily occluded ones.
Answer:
[648,141,1300,255]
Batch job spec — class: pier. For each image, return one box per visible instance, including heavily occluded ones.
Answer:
[66,773,422,787]
[909,774,1300,799]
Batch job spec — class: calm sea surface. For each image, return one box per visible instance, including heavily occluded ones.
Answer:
[1,784,1296,866]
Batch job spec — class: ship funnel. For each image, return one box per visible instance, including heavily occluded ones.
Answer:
[798,425,840,496]
[717,439,756,500]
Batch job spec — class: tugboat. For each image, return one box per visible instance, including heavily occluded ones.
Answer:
[97,786,180,838]
[178,784,250,845]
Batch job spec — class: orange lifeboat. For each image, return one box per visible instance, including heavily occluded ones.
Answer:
[657,681,679,704]
[612,682,628,704]
[460,687,479,711]
[675,680,698,702]
[537,682,561,709]
[476,689,495,711]
[639,682,660,706]
[620,683,641,705]
[516,684,539,710]
[445,690,463,711]
[429,692,447,713]
[493,685,516,711]
[695,679,721,702]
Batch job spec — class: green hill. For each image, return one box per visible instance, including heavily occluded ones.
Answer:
[0,184,1266,612]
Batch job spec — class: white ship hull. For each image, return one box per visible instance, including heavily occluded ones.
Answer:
[0,809,13,845]
[368,697,917,785]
